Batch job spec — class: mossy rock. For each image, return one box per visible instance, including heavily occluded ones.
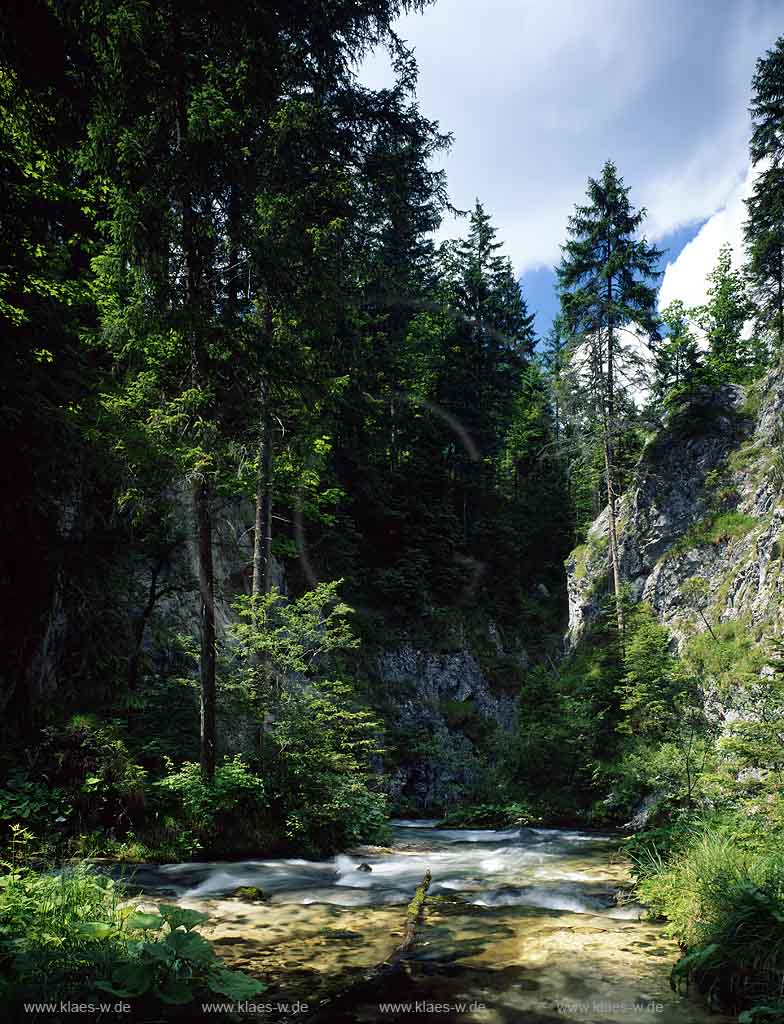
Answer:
[232,886,268,902]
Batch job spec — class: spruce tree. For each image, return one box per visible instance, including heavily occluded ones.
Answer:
[541,317,569,442]
[745,35,784,359]
[440,200,535,542]
[557,160,661,634]
[74,0,434,780]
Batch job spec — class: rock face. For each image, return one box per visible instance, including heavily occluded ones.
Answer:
[374,637,521,812]
[566,374,784,649]
[376,644,517,726]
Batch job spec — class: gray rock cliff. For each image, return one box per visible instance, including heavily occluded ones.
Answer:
[567,372,784,649]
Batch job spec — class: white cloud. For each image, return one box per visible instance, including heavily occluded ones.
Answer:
[658,165,756,311]
[360,0,782,276]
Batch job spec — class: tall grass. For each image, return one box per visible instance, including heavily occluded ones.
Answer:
[0,862,132,1000]
[636,827,784,1011]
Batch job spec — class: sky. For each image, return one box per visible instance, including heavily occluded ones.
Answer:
[360,0,782,334]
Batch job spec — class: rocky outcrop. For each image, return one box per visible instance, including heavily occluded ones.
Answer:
[376,644,517,726]
[567,373,784,650]
[374,634,522,811]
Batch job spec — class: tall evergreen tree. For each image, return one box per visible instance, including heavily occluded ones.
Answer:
[74,0,434,780]
[541,317,568,443]
[0,6,110,731]
[440,200,535,543]
[745,35,784,360]
[557,160,661,634]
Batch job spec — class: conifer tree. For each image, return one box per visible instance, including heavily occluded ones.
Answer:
[541,317,569,442]
[75,0,434,780]
[652,299,703,411]
[440,201,535,542]
[745,35,784,360]
[557,160,661,634]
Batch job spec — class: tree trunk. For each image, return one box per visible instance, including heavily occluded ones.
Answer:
[176,68,217,782]
[252,389,274,599]
[605,279,625,639]
[194,477,216,781]
[128,559,162,695]
[603,430,624,637]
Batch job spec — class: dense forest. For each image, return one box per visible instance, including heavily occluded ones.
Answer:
[4,2,784,1022]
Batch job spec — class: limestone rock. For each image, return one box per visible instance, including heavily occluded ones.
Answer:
[566,375,784,651]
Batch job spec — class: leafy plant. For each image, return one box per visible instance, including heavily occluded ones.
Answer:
[637,826,784,1012]
[156,755,266,853]
[0,861,265,1010]
[0,771,71,845]
[96,903,266,1005]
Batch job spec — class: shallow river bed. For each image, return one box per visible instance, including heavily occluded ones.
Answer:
[130,822,728,1023]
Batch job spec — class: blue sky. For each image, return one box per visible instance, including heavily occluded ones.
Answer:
[361,0,783,334]
[522,221,707,336]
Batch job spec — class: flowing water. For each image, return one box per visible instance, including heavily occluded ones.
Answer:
[128,822,728,1023]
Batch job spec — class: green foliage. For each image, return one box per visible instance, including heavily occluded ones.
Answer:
[0,862,131,1003]
[719,637,784,788]
[637,827,784,1012]
[0,771,71,846]
[156,755,266,856]
[96,903,265,1005]
[746,35,784,355]
[681,619,767,699]
[556,159,661,544]
[224,580,388,854]
[440,699,492,745]
[512,605,625,803]
[672,510,758,555]
[694,243,763,384]
[0,716,151,855]
[231,581,359,682]
[0,859,264,1010]
[268,680,389,854]
[436,802,536,829]
[623,816,699,881]
[652,300,705,411]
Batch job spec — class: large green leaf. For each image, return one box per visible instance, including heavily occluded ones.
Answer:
[164,929,217,964]
[96,962,154,998]
[155,975,194,1005]
[158,903,210,932]
[71,921,117,940]
[207,967,267,1000]
[141,939,173,963]
[125,911,164,931]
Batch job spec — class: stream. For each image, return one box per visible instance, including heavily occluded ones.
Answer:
[127,822,728,1023]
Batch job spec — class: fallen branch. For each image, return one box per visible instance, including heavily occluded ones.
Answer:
[304,868,432,1022]
[390,869,432,960]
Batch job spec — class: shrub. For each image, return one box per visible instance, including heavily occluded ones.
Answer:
[673,511,758,555]
[0,770,72,850]
[283,775,388,854]
[38,715,148,836]
[269,681,389,854]
[156,755,266,855]
[437,802,536,829]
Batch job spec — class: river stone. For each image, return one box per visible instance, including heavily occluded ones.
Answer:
[232,885,267,901]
